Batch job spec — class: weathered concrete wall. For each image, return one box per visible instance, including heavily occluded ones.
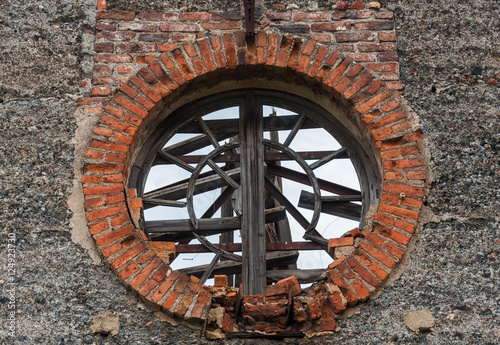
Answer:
[0,0,498,344]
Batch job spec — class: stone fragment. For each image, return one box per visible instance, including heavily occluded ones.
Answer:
[90,312,120,336]
[404,310,435,333]
[287,4,300,10]
[367,2,381,10]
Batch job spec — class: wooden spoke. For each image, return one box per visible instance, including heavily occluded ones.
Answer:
[267,164,361,196]
[196,116,220,148]
[201,186,235,219]
[144,167,240,201]
[156,150,195,172]
[199,252,221,285]
[158,132,236,160]
[175,241,325,253]
[146,217,242,241]
[283,113,307,147]
[192,233,242,262]
[264,177,310,230]
[178,251,299,278]
[207,159,240,190]
[142,198,187,207]
[298,190,362,221]
[267,269,325,284]
[309,147,348,170]
[158,150,344,165]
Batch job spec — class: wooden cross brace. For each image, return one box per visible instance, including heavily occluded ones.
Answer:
[243,0,255,36]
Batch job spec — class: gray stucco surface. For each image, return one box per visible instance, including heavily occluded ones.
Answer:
[0,0,498,344]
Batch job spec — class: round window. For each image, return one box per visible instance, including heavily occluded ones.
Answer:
[129,89,380,295]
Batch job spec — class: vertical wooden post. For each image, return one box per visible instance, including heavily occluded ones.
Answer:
[240,93,265,295]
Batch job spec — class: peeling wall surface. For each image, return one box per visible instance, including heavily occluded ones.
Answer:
[0,0,498,344]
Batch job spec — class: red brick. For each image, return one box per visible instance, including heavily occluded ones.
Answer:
[138,279,159,297]
[326,270,358,307]
[407,170,426,180]
[111,242,146,269]
[374,226,410,245]
[337,262,355,279]
[129,76,162,103]
[89,221,109,235]
[180,12,209,21]
[329,292,346,314]
[190,289,212,320]
[343,72,373,99]
[292,12,330,21]
[267,11,292,21]
[308,299,322,319]
[83,198,104,208]
[93,125,114,137]
[311,22,351,32]
[174,283,201,317]
[84,163,124,174]
[356,91,392,113]
[368,261,388,281]
[173,274,190,293]
[346,256,380,287]
[214,275,228,287]
[159,23,199,32]
[374,211,395,226]
[197,39,215,72]
[119,263,140,280]
[84,149,104,160]
[384,243,406,260]
[114,95,148,118]
[95,54,133,63]
[137,250,156,265]
[351,279,370,301]
[97,10,135,21]
[83,184,123,196]
[327,255,347,270]
[151,270,180,303]
[95,224,134,247]
[130,258,162,290]
[324,58,352,87]
[364,232,385,246]
[222,312,234,333]
[383,184,424,198]
[162,291,180,312]
[105,194,125,205]
[359,241,396,268]
[137,12,178,21]
[366,80,383,94]
[81,175,102,185]
[277,275,301,297]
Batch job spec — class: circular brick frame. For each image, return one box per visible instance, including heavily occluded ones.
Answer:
[82,31,426,336]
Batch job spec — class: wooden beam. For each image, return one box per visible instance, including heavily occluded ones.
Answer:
[240,93,266,295]
[267,164,361,196]
[143,167,241,201]
[298,190,362,221]
[174,241,325,253]
[178,251,299,278]
[157,150,346,165]
[266,269,325,284]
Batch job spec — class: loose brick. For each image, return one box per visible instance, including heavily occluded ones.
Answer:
[326,269,359,306]
[329,292,346,314]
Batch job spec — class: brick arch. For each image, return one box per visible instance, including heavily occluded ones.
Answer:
[82,31,425,336]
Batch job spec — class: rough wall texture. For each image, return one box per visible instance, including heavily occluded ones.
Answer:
[0,1,498,344]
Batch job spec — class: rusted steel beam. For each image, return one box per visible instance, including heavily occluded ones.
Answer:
[243,0,255,36]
